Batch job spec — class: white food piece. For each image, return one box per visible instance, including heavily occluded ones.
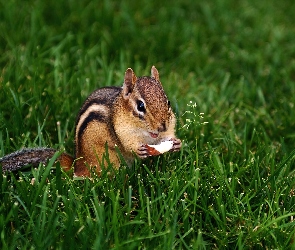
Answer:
[148,141,173,154]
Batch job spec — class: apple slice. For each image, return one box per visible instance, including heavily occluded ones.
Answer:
[146,141,173,156]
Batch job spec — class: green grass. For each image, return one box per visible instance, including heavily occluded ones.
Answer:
[1,0,295,249]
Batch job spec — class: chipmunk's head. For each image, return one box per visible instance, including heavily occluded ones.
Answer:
[121,66,175,141]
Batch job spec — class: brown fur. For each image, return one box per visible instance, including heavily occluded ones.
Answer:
[1,66,181,177]
[74,66,180,176]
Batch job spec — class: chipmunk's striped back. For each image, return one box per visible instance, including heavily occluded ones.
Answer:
[74,87,123,176]
[75,87,122,145]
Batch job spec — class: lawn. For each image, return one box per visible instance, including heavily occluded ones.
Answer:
[1,0,295,249]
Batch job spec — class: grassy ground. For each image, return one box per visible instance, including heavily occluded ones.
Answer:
[1,0,295,249]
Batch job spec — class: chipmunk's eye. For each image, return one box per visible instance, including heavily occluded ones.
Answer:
[137,100,146,113]
[167,100,172,110]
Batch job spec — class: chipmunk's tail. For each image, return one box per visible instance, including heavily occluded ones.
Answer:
[0,148,73,173]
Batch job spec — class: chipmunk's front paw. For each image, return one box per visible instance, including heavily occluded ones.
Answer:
[137,139,181,158]
[169,138,182,152]
[137,145,150,158]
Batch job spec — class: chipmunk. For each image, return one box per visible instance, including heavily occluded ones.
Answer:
[0,66,182,177]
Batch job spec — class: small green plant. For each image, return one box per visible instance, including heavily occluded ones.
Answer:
[182,100,208,140]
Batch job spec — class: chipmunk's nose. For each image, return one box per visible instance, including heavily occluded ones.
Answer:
[158,122,167,133]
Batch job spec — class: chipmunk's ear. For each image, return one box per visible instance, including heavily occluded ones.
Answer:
[151,66,159,81]
[123,68,137,99]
